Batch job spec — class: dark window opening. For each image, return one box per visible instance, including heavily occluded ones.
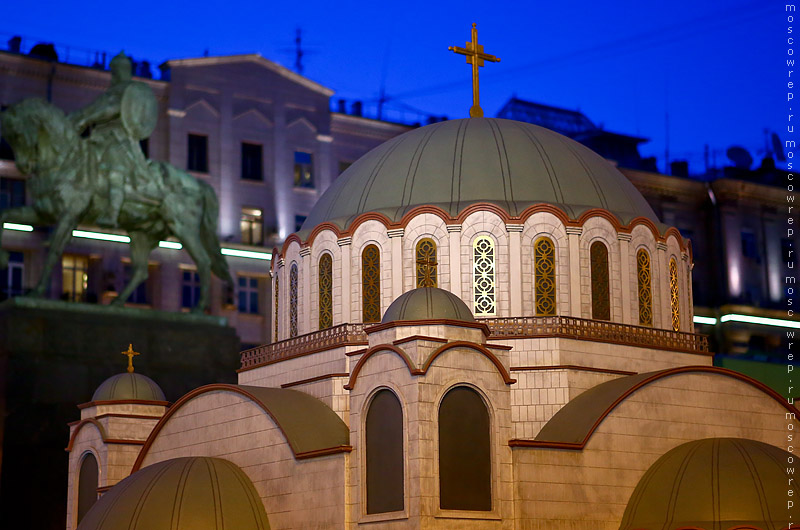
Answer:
[139,138,149,158]
[0,251,24,300]
[293,151,314,188]
[181,270,201,309]
[366,390,404,514]
[187,134,208,173]
[0,178,25,210]
[241,142,263,181]
[123,263,149,305]
[741,230,759,261]
[77,453,99,524]
[238,276,260,314]
[295,215,307,232]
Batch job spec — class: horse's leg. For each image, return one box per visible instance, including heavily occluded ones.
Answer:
[112,232,157,306]
[174,228,212,313]
[0,206,43,268]
[30,214,79,298]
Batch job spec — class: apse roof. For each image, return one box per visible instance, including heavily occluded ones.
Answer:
[91,372,166,402]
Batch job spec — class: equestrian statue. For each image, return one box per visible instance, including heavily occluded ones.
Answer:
[0,52,232,312]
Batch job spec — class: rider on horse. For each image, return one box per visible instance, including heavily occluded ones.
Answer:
[69,52,158,227]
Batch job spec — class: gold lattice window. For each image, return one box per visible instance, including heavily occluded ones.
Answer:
[534,237,556,316]
[362,245,381,323]
[473,236,496,316]
[637,249,653,326]
[416,238,438,288]
[289,263,299,337]
[319,253,333,329]
[669,258,680,331]
[273,273,279,342]
[590,241,610,320]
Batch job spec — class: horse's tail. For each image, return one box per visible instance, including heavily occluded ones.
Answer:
[198,181,234,286]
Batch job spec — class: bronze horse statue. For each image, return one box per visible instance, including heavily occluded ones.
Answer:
[0,98,232,311]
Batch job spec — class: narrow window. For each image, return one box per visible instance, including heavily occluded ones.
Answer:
[637,249,653,326]
[187,134,208,173]
[123,263,150,305]
[289,263,299,337]
[0,250,24,300]
[366,390,404,514]
[362,244,381,323]
[669,258,680,331]
[415,238,437,288]
[293,151,314,188]
[181,270,200,309]
[240,207,264,245]
[62,255,89,302]
[439,387,491,511]
[319,254,333,329]
[534,237,556,316]
[238,276,260,314]
[590,241,610,320]
[473,236,495,316]
[77,453,99,524]
[241,142,263,181]
[273,273,280,342]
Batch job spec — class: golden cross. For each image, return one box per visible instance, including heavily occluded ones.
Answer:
[448,23,501,118]
[121,344,140,373]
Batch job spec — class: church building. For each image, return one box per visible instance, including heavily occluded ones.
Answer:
[65,115,793,530]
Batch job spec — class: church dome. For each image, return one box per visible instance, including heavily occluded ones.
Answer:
[619,438,791,530]
[77,457,270,530]
[381,287,475,324]
[92,372,166,402]
[301,117,658,235]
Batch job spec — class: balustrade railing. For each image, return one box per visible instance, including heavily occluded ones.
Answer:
[240,323,368,369]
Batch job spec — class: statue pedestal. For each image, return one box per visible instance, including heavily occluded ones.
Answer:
[0,297,240,530]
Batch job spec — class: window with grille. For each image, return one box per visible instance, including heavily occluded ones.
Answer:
[637,249,653,326]
[273,274,280,342]
[669,258,680,331]
[590,242,610,320]
[362,245,381,323]
[289,263,299,337]
[473,236,495,316]
[416,238,437,288]
[319,254,333,329]
[534,237,556,316]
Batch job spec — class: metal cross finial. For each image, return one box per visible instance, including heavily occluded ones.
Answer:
[122,344,140,373]
[448,23,501,118]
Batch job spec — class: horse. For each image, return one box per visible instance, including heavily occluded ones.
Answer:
[0,98,232,312]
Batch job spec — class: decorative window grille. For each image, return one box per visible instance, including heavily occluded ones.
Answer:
[415,238,437,288]
[590,241,610,320]
[289,263,299,337]
[473,236,496,316]
[362,245,381,323]
[637,249,653,326]
[273,273,279,342]
[534,237,556,316]
[319,253,333,329]
[669,258,680,331]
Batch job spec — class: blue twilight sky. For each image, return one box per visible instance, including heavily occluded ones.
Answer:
[1,0,782,175]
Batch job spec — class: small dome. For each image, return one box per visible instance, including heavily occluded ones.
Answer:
[77,457,270,530]
[301,118,658,236]
[92,372,166,402]
[620,438,791,530]
[381,287,475,324]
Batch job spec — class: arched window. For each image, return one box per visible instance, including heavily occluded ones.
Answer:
[590,241,610,320]
[319,254,333,329]
[77,452,99,524]
[362,244,381,323]
[637,249,653,326]
[473,236,496,316]
[669,257,680,331]
[416,238,437,288]
[534,237,556,316]
[439,386,491,511]
[289,263,299,337]
[365,389,404,514]
[273,273,279,342]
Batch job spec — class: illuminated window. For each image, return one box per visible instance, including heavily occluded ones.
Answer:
[0,251,23,300]
[273,274,279,342]
[241,142,263,181]
[590,242,610,320]
[366,390,404,514]
[439,387,491,511]
[534,237,556,316]
[473,236,495,316]
[319,253,333,329]
[187,134,208,173]
[181,270,200,309]
[293,151,314,188]
[669,258,680,331]
[362,244,381,323]
[240,207,264,245]
[289,263,299,337]
[62,255,88,302]
[238,276,260,314]
[77,453,99,524]
[416,238,437,288]
[637,249,653,326]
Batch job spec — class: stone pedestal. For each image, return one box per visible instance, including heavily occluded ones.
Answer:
[0,297,240,530]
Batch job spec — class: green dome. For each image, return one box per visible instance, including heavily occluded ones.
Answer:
[77,457,270,530]
[92,372,166,402]
[620,438,791,530]
[301,117,658,236]
[381,287,475,324]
